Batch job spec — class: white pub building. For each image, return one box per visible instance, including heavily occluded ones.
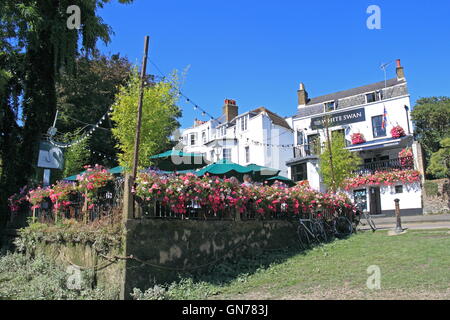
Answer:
[287,60,424,215]
[181,99,294,177]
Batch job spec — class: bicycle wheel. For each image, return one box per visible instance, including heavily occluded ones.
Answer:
[297,224,310,250]
[364,212,377,232]
[312,220,328,243]
[334,216,353,238]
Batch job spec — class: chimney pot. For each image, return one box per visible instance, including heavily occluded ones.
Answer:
[223,99,238,122]
[396,59,406,81]
[297,83,308,107]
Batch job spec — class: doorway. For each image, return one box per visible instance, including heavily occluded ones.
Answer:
[369,187,382,215]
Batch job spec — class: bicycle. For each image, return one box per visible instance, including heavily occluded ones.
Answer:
[296,213,327,250]
[354,209,377,232]
[322,209,354,240]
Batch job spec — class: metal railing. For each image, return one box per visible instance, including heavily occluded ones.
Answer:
[293,144,319,158]
[354,156,414,175]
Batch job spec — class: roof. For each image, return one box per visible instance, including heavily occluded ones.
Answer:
[306,78,405,106]
[250,107,293,131]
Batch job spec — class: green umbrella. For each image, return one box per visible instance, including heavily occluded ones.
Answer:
[265,175,296,187]
[246,163,280,181]
[149,149,208,171]
[195,159,252,177]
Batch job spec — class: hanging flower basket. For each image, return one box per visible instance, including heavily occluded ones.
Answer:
[351,133,366,145]
[391,126,406,138]
[398,148,414,168]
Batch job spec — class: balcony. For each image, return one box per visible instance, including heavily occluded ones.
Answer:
[293,144,319,159]
[354,156,414,175]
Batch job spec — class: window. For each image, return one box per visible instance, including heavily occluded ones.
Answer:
[222,148,231,161]
[353,189,367,211]
[296,130,304,145]
[291,163,307,182]
[324,101,336,112]
[245,146,250,163]
[307,134,320,155]
[395,185,403,194]
[366,92,379,103]
[201,131,206,143]
[240,116,248,131]
[190,133,197,146]
[217,126,226,137]
[210,150,215,162]
[372,115,387,138]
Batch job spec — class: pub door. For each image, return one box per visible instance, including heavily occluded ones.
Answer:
[369,187,382,215]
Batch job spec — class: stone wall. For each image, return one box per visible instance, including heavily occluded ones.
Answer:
[32,241,124,297]
[120,219,298,299]
[423,179,450,215]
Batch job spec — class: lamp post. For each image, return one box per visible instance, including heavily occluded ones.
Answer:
[212,139,222,162]
[394,198,403,233]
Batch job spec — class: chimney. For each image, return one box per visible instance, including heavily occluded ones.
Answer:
[297,82,308,107]
[396,59,406,81]
[223,99,238,122]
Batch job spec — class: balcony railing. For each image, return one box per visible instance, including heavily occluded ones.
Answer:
[354,156,414,175]
[293,144,319,158]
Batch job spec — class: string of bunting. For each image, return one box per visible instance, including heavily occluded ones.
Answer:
[148,59,221,125]
[49,105,114,149]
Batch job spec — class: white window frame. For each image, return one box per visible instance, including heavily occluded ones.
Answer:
[190,133,197,146]
[324,101,336,113]
[245,146,250,163]
[222,148,231,161]
[201,131,206,144]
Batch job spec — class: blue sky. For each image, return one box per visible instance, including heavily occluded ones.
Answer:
[98,0,450,128]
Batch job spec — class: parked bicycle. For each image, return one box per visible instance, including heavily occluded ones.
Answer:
[296,214,327,250]
[354,209,377,232]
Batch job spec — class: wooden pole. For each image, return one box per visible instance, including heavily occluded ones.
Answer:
[124,36,150,220]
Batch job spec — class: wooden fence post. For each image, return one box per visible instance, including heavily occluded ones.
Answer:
[123,173,134,222]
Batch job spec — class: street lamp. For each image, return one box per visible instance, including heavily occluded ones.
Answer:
[211,139,222,162]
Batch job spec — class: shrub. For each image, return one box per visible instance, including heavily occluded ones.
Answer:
[424,181,439,197]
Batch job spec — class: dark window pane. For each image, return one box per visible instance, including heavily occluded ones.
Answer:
[372,115,386,138]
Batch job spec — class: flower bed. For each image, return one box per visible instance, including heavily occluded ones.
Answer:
[135,171,356,218]
[343,169,421,190]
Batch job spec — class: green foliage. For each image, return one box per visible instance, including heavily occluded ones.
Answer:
[56,51,133,168]
[62,132,91,178]
[0,253,119,300]
[423,181,439,197]
[16,219,123,255]
[427,138,450,178]
[411,97,450,176]
[111,71,182,169]
[319,131,362,191]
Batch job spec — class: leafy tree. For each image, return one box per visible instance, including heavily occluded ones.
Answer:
[0,0,133,225]
[319,131,362,192]
[427,137,450,178]
[411,97,450,175]
[56,51,132,167]
[62,133,91,178]
[111,71,182,169]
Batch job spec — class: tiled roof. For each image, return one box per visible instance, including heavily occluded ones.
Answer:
[306,78,405,106]
[250,107,293,131]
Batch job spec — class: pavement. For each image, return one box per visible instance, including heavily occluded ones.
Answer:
[358,214,450,231]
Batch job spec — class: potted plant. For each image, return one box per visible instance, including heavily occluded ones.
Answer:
[391,125,406,138]
[351,133,366,145]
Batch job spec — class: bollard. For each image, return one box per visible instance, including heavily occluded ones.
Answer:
[394,198,403,233]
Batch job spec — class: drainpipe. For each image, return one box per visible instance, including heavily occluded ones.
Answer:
[404,105,411,135]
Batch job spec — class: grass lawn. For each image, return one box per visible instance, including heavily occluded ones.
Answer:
[203,229,450,300]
